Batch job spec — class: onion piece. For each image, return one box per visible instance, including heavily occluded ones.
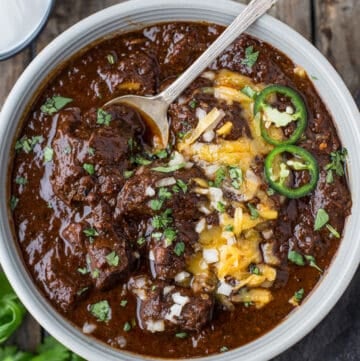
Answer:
[217,282,233,296]
[174,271,190,283]
[145,186,155,197]
[155,177,176,187]
[195,218,206,233]
[146,319,165,332]
[203,248,219,264]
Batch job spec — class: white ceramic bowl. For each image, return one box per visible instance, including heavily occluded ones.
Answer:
[0,1,359,360]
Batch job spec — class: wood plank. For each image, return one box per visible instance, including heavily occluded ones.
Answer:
[314,0,360,94]
[233,0,312,40]
[0,48,32,108]
[34,0,126,54]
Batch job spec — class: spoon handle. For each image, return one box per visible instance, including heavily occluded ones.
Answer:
[159,0,277,104]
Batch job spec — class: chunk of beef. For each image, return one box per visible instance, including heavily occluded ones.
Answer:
[87,229,132,290]
[115,165,207,221]
[51,105,144,205]
[128,276,214,332]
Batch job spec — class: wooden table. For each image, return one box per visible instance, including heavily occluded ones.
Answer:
[1,0,359,359]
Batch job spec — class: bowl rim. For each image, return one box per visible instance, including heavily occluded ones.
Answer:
[0,0,359,360]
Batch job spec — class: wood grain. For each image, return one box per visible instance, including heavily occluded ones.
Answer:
[314,0,360,94]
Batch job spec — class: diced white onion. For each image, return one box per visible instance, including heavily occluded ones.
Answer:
[203,163,220,177]
[185,161,194,169]
[201,71,215,80]
[286,106,294,114]
[262,229,274,240]
[145,186,155,197]
[196,107,207,120]
[82,322,97,334]
[165,304,183,322]
[208,187,226,209]
[146,319,165,332]
[163,285,175,295]
[217,282,233,296]
[155,177,176,187]
[134,276,146,288]
[169,151,186,167]
[172,292,190,306]
[149,250,155,261]
[133,251,140,259]
[261,242,280,266]
[174,271,190,283]
[199,205,211,215]
[203,248,219,264]
[177,96,186,105]
[195,218,206,233]
[115,336,127,348]
[202,129,215,142]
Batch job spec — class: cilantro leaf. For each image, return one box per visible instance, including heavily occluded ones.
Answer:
[83,163,95,175]
[41,96,73,115]
[96,108,112,126]
[288,250,305,266]
[314,208,329,231]
[89,300,111,322]
[241,46,259,69]
[105,251,119,267]
[43,147,54,163]
[174,242,185,256]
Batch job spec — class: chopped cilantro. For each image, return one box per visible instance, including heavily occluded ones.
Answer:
[83,228,99,238]
[288,250,305,266]
[178,131,187,139]
[174,242,185,256]
[244,301,253,308]
[314,208,329,231]
[15,135,43,153]
[247,203,259,219]
[96,108,112,126]
[216,201,226,213]
[40,96,73,115]
[106,54,115,64]
[77,267,89,275]
[15,176,27,185]
[137,237,146,245]
[325,148,347,183]
[105,251,119,267]
[123,322,132,332]
[212,167,226,187]
[266,187,275,196]
[294,288,305,302]
[124,170,135,179]
[132,155,152,165]
[152,209,173,229]
[241,45,259,69]
[152,232,163,240]
[43,146,54,163]
[89,300,111,322]
[224,224,234,232]
[91,268,100,279]
[120,300,128,307]
[304,255,322,272]
[229,166,242,189]
[158,187,172,199]
[155,149,168,159]
[10,196,19,211]
[83,163,95,175]
[188,99,197,109]
[175,332,188,339]
[326,224,340,238]
[249,264,261,275]
[77,287,89,296]
[150,199,163,211]
[164,228,177,245]
[175,179,187,193]
[88,147,95,156]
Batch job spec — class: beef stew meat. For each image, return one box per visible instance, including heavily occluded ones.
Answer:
[10,23,351,358]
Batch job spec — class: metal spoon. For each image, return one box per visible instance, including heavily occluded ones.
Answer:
[105,0,277,148]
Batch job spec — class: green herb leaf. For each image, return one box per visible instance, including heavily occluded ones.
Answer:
[151,163,186,173]
[77,287,89,296]
[216,201,226,213]
[247,203,259,220]
[220,346,229,353]
[10,196,19,211]
[304,255,322,272]
[241,86,257,99]
[89,300,111,322]
[229,166,242,189]
[123,322,132,332]
[41,96,73,115]
[83,163,95,175]
[224,224,234,232]
[87,147,95,156]
[120,300,128,307]
[83,228,99,238]
[175,179,187,193]
[249,264,261,275]
[137,237,146,246]
[188,99,197,109]
[91,268,100,279]
[266,187,275,196]
[96,108,112,126]
[326,224,340,238]
[294,288,305,302]
[150,199,163,211]
[132,155,152,165]
[15,135,44,153]
[241,46,259,69]
[152,232,163,240]
[164,228,177,246]
[123,170,135,179]
[0,272,26,343]
[314,208,329,231]
[15,177,27,185]
[158,187,172,200]
[288,250,305,266]
[77,267,89,275]
[155,149,168,159]
[174,242,185,256]
[244,301,253,308]
[324,148,347,182]
[175,332,188,339]
[213,167,226,187]
[43,146,54,163]
[105,251,119,267]
[152,209,173,229]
